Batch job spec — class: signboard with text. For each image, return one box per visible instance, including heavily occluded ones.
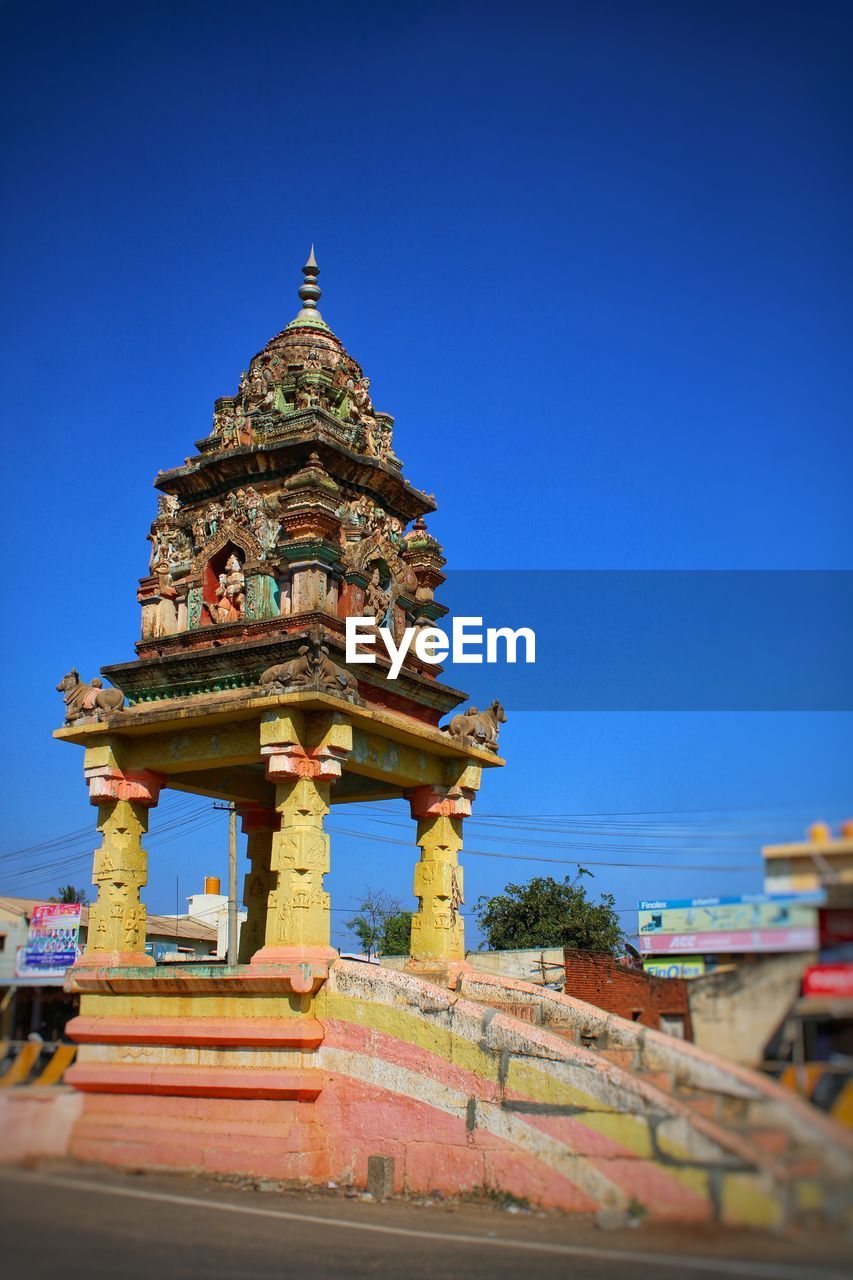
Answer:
[643,958,706,979]
[802,965,853,999]
[637,893,820,956]
[16,903,82,977]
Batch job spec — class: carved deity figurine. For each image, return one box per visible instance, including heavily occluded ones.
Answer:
[221,554,245,617]
[158,494,180,517]
[347,377,376,435]
[203,555,245,625]
[214,410,238,448]
[376,421,393,459]
[204,501,225,539]
[147,523,163,573]
[249,366,266,398]
[365,567,390,626]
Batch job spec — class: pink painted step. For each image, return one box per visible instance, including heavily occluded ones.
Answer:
[678,1093,719,1120]
[741,1128,791,1158]
[596,1047,635,1069]
[66,1062,323,1101]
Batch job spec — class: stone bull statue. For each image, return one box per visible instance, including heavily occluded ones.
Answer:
[57,669,125,724]
[260,637,360,702]
[443,699,506,751]
[259,645,314,690]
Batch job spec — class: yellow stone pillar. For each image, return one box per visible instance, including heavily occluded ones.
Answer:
[77,767,163,968]
[406,785,473,968]
[237,805,279,963]
[252,710,351,965]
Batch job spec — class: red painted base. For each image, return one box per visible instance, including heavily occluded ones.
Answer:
[69,1093,330,1182]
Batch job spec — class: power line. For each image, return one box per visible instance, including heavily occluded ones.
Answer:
[326,825,759,872]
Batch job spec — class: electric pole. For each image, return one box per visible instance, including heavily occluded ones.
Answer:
[214,801,240,966]
[228,802,238,966]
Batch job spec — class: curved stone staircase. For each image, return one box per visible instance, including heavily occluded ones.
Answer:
[8,958,849,1229]
[451,968,853,1227]
[309,961,853,1227]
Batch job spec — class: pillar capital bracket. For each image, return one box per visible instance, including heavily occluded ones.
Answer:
[261,709,352,782]
[406,785,473,819]
[84,766,164,807]
[261,743,348,781]
[239,804,282,835]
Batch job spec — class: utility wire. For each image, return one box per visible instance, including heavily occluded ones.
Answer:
[326,825,758,872]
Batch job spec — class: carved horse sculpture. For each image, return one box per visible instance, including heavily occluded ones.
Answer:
[444,699,506,751]
[57,669,125,724]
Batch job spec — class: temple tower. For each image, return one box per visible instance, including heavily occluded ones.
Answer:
[56,250,505,991]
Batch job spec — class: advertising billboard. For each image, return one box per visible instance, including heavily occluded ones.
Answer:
[637,893,820,956]
[643,958,706,979]
[15,903,82,977]
[802,964,853,999]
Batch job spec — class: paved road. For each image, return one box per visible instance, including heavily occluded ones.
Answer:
[0,1164,850,1280]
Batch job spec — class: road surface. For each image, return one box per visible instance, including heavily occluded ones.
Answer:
[0,1163,850,1280]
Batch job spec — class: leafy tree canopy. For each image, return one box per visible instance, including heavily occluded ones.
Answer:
[50,884,89,905]
[475,874,623,954]
[346,889,411,959]
[380,909,413,957]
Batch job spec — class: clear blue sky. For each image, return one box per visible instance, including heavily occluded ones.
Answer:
[1,1,851,946]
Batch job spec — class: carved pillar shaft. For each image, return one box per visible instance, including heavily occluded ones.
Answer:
[407,786,472,964]
[237,805,279,964]
[252,710,352,964]
[78,768,162,968]
[264,776,332,954]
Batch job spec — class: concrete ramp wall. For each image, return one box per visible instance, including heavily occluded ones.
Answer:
[8,960,849,1229]
[314,962,852,1226]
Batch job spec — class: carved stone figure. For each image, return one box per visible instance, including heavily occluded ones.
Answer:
[443,699,506,751]
[57,670,125,723]
[203,554,245,624]
[376,419,393,459]
[259,645,314,690]
[259,632,360,702]
[158,494,180,517]
[147,523,164,573]
[166,528,192,569]
[204,502,225,539]
[296,381,322,411]
[242,487,262,526]
[364,567,391,626]
[191,512,206,548]
[253,512,281,557]
[214,408,238,447]
[346,376,376,443]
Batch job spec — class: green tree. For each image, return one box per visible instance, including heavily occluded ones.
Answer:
[475,874,623,954]
[50,884,89,905]
[380,910,413,956]
[346,889,408,959]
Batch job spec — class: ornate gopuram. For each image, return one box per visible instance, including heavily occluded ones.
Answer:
[55,252,505,1179]
[46,257,852,1221]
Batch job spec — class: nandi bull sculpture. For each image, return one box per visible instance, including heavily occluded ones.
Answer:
[57,669,125,724]
[443,698,506,751]
[259,630,361,704]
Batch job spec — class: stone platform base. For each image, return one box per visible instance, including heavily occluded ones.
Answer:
[58,960,853,1226]
[70,1094,328,1181]
[0,1088,83,1164]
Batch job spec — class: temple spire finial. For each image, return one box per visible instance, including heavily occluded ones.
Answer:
[297,246,323,320]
